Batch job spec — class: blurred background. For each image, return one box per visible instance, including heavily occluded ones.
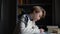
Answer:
[17,0,60,34]
[17,0,53,31]
[0,0,60,34]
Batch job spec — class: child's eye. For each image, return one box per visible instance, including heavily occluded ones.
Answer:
[35,11,40,13]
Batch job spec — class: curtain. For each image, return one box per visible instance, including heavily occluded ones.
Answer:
[0,0,16,34]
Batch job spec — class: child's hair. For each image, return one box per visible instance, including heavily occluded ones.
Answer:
[30,6,46,18]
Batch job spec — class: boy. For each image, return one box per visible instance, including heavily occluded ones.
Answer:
[20,6,46,34]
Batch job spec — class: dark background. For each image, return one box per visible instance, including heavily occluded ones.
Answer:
[18,0,52,31]
[0,0,60,34]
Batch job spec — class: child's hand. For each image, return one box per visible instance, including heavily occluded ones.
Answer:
[40,28,45,33]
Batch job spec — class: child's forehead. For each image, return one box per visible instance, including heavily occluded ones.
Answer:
[33,9,42,13]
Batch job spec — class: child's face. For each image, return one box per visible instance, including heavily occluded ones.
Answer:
[33,10,43,21]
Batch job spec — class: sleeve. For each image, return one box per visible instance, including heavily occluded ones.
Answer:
[20,15,34,34]
[32,24,40,34]
[20,15,27,30]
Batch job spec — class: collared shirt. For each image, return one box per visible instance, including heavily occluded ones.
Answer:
[20,14,46,34]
